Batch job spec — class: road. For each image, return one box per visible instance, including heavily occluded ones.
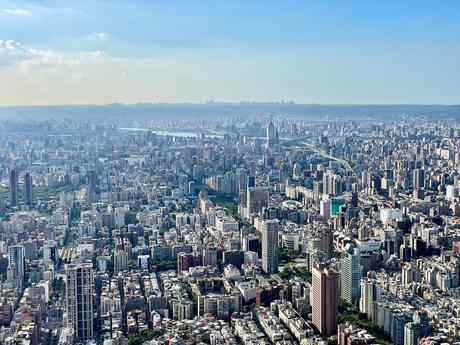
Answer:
[304,142,359,179]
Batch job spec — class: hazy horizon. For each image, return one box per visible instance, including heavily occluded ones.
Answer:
[0,102,459,122]
[0,101,460,108]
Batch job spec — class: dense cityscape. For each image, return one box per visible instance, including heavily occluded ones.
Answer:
[0,113,459,345]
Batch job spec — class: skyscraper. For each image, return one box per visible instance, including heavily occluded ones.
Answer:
[9,168,18,206]
[413,169,425,189]
[65,262,94,341]
[341,244,362,304]
[7,244,25,288]
[24,172,33,207]
[320,227,334,259]
[235,168,247,194]
[261,219,279,274]
[266,120,276,148]
[359,277,382,318]
[87,169,98,202]
[311,264,338,337]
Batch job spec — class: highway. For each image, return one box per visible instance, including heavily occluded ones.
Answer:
[280,135,358,178]
[304,142,359,179]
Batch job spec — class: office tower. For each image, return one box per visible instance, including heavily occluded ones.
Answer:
[311,264,338,337]
[7,244,25,288]
[413,169,425,189]
[341,245,362,304]
[24,172,33,207]
[9,168,18,206]
[65,262,94,341]
[261,219,279,274]
[266,120,276,148]
[359,278,382,318]
[247,187,269,215]
[320,227,334,260]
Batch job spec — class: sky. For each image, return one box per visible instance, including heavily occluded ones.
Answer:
[0,0,459,106]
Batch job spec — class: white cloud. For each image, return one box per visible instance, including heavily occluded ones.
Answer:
[87,32,109,41]
[0,39,77,69]
[0,39,109,67]
[3,8,31,17]
[0,39,35,64]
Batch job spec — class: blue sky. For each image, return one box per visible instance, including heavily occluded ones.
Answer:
[0,0,459,105]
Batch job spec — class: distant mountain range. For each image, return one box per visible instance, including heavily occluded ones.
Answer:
[0,103,458,121]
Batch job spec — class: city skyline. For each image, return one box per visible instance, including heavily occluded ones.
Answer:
[0,108,458,345]
[1,2,460,345]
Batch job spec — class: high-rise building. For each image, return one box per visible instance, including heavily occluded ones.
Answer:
[9,168,18,206]
[202,248,218,267]
[43,240,59,266]
[262,219,279,275]
[87,169,98,202]
[359,278,382,318]
[311,264,338,337]
[24,172,33,207]
[404,322,420,345]
[319,198,331,220]
[413,169,425,189]
[65,262,94,341]
[177,252,202,273]
[341,245,362,304]
[235,168,247,194]
[247,186,269,215]
[172,299,193,320]
[7,244,25,288]
[113,250,128,272]
[266,120,276,148]
[320,227,334,259]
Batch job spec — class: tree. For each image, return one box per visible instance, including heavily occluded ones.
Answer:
[128,334,143,345]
